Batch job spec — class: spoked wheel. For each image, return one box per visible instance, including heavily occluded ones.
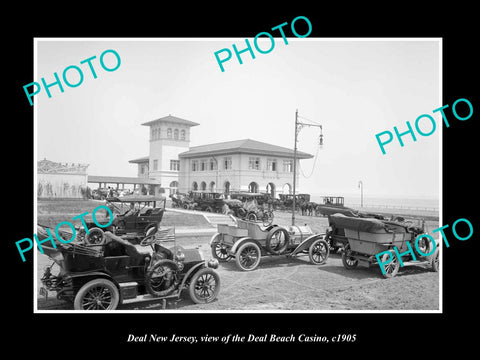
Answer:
[145,260,178,297]
[74,278,120,310]
[189,268,221,304]
[84,227,105,245]
[341,244,358,269]
[235,241,261,271]
[262,211,274,227]
[211,240,231,262]
[380,250,400,278]
[309,238,329,265]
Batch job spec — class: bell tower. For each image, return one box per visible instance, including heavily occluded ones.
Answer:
[141,115,199,193]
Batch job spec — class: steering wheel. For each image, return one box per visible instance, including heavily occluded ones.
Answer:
[140,234,156,247]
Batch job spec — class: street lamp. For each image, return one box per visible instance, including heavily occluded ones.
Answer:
[358,180,363,207]
[292,109,324,226]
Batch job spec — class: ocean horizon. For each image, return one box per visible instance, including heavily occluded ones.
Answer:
[309,193,439,211]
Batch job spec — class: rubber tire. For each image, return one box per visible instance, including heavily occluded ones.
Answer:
[145,225,157,237]
[189,267,221,304]
[84,227,105,245]
[265,227,289,255]
[381,250,400,278]
[206,207,213,212]
[74,278,120,310]
[341,245,358,269]
[431,248,439,272]
[145,259,178,297]
[308,238,329,265]
[211,238,231,262]
[235,241,261,271]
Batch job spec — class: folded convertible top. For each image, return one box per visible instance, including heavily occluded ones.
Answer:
[328,213,409,234]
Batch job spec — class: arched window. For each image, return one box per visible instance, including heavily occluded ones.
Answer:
[167,128,172,138]
[200,181,207,191]
[248,182,259,193]
[192,181,198,191]
[174,129,179,140]
[180,129,186,140]
[224,181,230,195]
[282,183,292,195]
[209,181,216,192]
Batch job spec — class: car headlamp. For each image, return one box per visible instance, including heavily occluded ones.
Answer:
[174,250,185,262]
[208,258,219,269]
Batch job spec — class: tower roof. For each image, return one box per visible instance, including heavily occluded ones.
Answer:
[141,115,199,127]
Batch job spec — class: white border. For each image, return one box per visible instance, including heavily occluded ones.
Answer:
[33,37,443,314]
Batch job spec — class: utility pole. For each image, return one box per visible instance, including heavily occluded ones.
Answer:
[292,109,323,226]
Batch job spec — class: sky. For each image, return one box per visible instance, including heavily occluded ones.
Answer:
[36,38,441,200]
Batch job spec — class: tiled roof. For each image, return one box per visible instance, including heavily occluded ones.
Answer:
[88,175,160,185]
[141,115,199,127]
[128,156,149,163]
[178,139,313,159]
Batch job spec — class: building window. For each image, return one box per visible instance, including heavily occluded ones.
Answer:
[200,181,207,191]
[167,128,172,138]
[170,160,180,171]
[249,157,261,170]
[267,158,277,171]
[224,157,232,170]
[191,160,198,171]
[180,129,186,140]
[174,129,179,140]
[140,164,148,175]
[192,181,198,190]
[283,160,293,172]
[153,160,158,171]
[200,159,207,171]
[210,159,217,171]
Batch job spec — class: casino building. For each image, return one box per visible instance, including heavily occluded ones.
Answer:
[129,115,313,197]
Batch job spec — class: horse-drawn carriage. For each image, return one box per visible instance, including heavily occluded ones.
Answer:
[209,217,329,271]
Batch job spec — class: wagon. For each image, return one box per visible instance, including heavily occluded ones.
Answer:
[330,213,439,278]
[209,217,329,271]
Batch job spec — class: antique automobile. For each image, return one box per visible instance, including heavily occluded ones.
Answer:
[188,191,225,212]
[170,192,195,209]
[80,195,166,244]
[229,192,274,226]
[209,217,329,271]
[315,196,352,217]
[330,213,439,278]
[39,225,220,310]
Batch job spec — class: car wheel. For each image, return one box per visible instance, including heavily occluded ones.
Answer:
[205,206,213,212]
[341,244,358,269]
[189,268,220,304]
[211,237,231,262]
[74,278,120,310]
[247,213,257,222]
[145,260,178,297]
[84,227,105,245]
[380,250,400,278]
[431,248,439,272]
[309,238,329,265]
[145,226,157,237]
[235,241,261,271]
[265,227,289,255]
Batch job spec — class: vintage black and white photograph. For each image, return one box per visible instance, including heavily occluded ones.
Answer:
[33,38,442,312]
